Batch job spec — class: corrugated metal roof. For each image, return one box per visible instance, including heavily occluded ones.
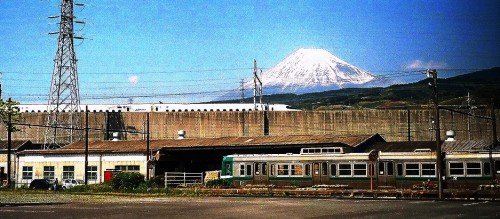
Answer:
[364,141,435,152]
[441,140,491,152]
[20,134,380,154]
[366,140,494,153]
[0,140,32,151]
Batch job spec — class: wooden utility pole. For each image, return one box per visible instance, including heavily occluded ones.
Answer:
[428,69,443,199]
[6,98,12,188]
[85,105,89,185]
[146,113,150,180]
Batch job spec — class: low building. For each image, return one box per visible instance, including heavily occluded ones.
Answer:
[13,134,385,186]
[15,141,160,187]
[0,140,37,185]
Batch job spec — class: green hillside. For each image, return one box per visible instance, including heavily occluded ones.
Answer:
[216,67,500,110]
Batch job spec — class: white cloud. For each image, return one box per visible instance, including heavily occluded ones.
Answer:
[403,60,448,70]
[128,75,139,84]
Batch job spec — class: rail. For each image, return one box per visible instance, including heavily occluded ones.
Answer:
[165,172,203,188]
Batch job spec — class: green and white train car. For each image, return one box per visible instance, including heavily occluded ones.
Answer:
[221,147,500,189]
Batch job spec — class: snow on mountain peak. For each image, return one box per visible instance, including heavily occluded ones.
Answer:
[246,48,374,94]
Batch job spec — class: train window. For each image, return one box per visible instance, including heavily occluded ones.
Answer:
[239,163,245,176]
[387,162,394,175]
[466,162,481,176]
[338,163,351,176]
[305,164,311,176]
[246,164,252,176]
[397,163,403,176]
[379,163,385,175]
[404,163,419,176]
[225,164,231,176]
[330,164,336,176]
[313,163,320,175]
[484,162,491,176]
[277,164,289,176]
[496,161,500,174]
[449,162,464,176]
[291,164,303,176]
[262,163,268,175]
[270,164,275,176]
[353,163,367,176]
[254,163,260,175]
[421,163,436,177]
[321,163,327,175]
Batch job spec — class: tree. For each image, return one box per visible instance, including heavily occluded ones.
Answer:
[0,98,20,133]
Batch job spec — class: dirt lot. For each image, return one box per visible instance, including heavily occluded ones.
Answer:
[1,193,500,218]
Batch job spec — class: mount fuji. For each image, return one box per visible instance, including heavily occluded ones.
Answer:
[215,48,381,101]
[246,48,377,96]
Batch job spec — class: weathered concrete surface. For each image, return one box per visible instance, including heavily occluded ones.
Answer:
[5,109,499,143]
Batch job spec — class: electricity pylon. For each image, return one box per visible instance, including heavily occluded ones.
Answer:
[44,0,85,149]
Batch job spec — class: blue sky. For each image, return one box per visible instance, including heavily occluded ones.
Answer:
[1,0,499,104]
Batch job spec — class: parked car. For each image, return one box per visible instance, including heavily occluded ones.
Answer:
[62,179,84,189]
[29,179,51,190]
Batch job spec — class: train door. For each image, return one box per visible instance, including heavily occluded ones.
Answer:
[312,162,328,184]
[377,161,396,188]
[253,162,269,184]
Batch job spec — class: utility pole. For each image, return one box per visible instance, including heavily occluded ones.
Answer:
[6,97,12,188]
[84,105,89,185]
[146,113,150,180]
[253,59,263,110]
[44,0,86,149]
[240,79,245,103]
[428,69,443,199]
[490,99,497,180]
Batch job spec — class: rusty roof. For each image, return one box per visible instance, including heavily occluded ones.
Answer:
[441,140,491,152]
[0,140,33,151]
[365,140,494,153]
[364,141,436,152]
[19,134,382,155]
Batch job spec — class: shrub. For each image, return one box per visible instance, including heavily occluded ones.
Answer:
[205,179,232,188]
[111,172,145,190]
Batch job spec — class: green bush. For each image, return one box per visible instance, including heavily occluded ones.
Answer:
[205,179,232,188]
[111,172,145,190]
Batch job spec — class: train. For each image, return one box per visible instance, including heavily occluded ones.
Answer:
[220,147,500,189]
[16,103,299,113]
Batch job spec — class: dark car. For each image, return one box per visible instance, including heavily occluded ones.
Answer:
[29,179,51,190]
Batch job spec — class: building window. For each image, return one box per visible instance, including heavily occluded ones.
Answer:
[405,163,419,176]
[22,166,33,180]
[449,162,464,176]
[115,165,140,172]
[338,163,352,176]
[43,166,55,180]
[466,162,481,176]
[87,166,98,181]
[421,163,436,177]
[353,163,367,176]
[63,166,75,180]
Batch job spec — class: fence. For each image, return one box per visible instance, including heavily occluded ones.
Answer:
[164,172,203,188]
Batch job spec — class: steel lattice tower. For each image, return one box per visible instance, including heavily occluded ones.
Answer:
[44,0,81,149]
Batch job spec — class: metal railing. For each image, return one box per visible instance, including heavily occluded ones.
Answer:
[165,172,203,188]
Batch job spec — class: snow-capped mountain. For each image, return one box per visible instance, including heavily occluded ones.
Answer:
[245,48,375,94]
